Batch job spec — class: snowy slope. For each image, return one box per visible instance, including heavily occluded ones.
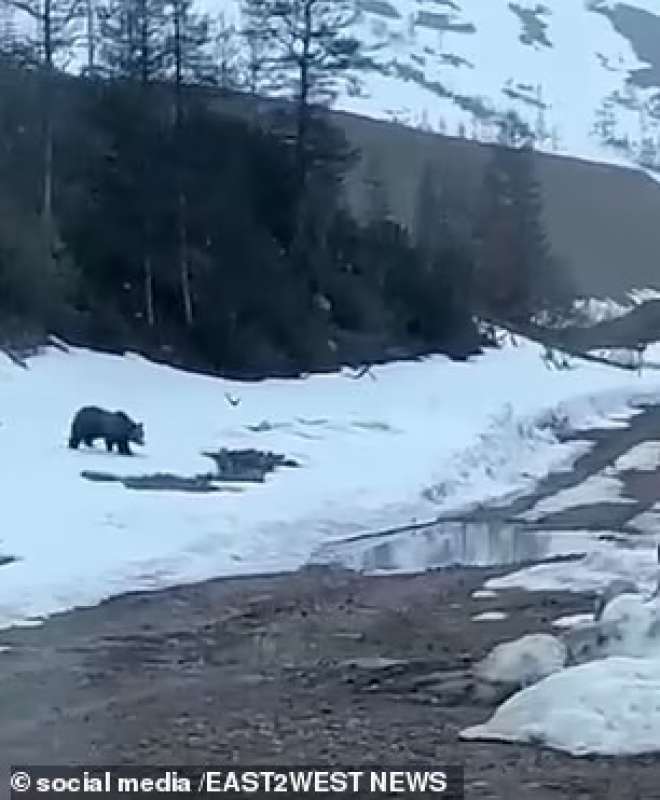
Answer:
[204,0,660,174]
[2,336,660,631]
[10,1,660,173]
[538,288,660,328]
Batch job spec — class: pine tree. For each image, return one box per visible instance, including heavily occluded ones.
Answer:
[212,11,240,89]
[164,0,210,86]
[241,0,361,191]
[363,153,391,225]
[474,141,560,320]
[239,1,267,95]
[3,0,83,232]
[413,163,441,261]
[98,0,169,327]
[81,0,98,75]
[164,0,211,326]
[98,0,167,82]
[0,2,16,54]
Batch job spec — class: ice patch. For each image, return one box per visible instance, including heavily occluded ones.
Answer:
[472,589,498,600]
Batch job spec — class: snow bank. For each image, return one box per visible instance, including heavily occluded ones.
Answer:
[1,332,660,629]
[465,578,660,755]
[486,540,660,597]
[461,656,660,756]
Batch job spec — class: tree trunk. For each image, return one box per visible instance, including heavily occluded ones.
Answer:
[143,248,155,327]
[138,0,156,328]
[173,0,193,327]
[42,0,53,233]
[42,110,53,232]
[290,1,312,270]
[86,0,95,73]
[178,189,193,326]
[295,1,311,195]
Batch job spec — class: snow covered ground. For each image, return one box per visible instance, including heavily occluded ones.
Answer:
[2,334,660,632]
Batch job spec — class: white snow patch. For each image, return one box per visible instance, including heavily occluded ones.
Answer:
[517,474,635,522]
[627,505,660,534]
[552,613,594,630]
[486,540,660,596]
[472,611,508,622]
[474,633,567,687]
[463,593,660,756]
[461,656,660,756]
[614,442,660,472]
[596,594,660,657]
[629,288,660,305]
[472,589,498,600]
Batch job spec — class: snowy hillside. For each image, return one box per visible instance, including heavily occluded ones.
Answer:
[535,287,660,328]
[3,336,660,631]
[9,1,660,174]
[208,0,660,174]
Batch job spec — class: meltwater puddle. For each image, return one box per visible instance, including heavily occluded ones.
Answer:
[309,519,626,576]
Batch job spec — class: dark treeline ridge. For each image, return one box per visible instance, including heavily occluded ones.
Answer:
[0,0,573,378]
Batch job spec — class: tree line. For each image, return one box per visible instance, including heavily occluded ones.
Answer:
[0,0,572,376]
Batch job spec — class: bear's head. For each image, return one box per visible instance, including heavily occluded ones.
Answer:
[130,421,145,446]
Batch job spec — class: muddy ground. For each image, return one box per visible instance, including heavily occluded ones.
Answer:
[1,562,660,800]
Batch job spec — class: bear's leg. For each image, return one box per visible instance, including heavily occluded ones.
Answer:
[68,436,80,449]
[117,439,132,456]
[84,437,94,448]
[105,438,114,453]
